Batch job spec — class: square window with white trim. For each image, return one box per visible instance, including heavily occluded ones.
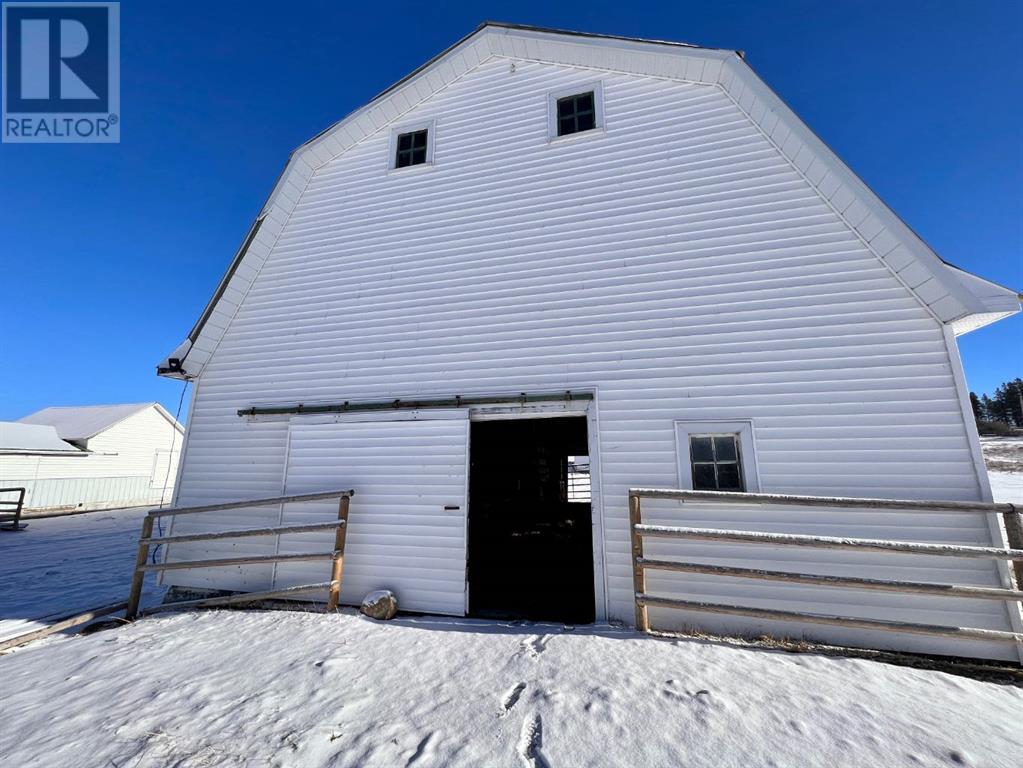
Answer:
[557,92,596,136]
[396,129,428,167]
[388,120,435,171]
[676,421,760,493]
[547,82,604,141]
[689,434,743,491]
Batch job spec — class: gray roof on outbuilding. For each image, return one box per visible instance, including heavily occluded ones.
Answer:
[0,422,83,454]
[18,403,167,441]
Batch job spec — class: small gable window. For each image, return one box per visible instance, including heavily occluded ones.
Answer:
[395,129,428,168]
[689,434,744,492]
[556,92,596,136]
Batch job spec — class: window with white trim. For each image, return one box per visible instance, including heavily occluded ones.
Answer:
[556,92,596,136]
[689,434,744,491]
[388,120,435,171]
[395,129,428,168]
[547,82,604,141]
[675,421,760,493]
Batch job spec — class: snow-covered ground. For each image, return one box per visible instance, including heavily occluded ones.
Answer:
[1,609,1021,767]
[0,505,164,643]
[982,436,1023,504]
[990,472,1023,504]
[1,454,1022,766]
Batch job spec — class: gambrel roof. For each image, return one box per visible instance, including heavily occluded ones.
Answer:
[158,22,1020,380]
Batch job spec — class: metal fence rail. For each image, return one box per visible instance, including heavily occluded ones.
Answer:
[0,487,26,531]
[629,488,1023,646]
[126,489,354,619]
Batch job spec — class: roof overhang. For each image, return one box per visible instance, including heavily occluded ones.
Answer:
[0,422,84,455]
[943,264,1021,335]
[158,21,1015,379]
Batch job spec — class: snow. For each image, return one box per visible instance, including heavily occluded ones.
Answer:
[990,472,1023,504]
[981,436,1023,504]
[1,465,1021,766]
[2,609,1021,767]
[0,506,163,643]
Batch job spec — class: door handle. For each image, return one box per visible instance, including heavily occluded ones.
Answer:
[444,505,461,511]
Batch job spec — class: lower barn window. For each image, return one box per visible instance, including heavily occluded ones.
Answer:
[689,434,745,491]
[395,129,428,168]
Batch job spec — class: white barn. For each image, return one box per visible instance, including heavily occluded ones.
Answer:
[2,403,183,513]
[157,24,1021,660]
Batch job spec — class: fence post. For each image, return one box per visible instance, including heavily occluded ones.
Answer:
[629,492,649,631]
[126,515,154,620]
[326,494,351,611]
[1003,505,1023,588]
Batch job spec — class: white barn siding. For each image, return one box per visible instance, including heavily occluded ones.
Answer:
[277,415,470,614]
[86,406,182,484]
[2,406,182,511]
[167,58,1012,657]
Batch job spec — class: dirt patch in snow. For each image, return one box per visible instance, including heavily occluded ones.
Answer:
[981,437,1023,474]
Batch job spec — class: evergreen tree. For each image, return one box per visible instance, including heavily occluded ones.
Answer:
[968,379,1021,430]
[969,391,984,422]
[993,378,1023,426]
[981,394,998,423]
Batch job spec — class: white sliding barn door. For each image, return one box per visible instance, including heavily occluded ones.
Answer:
[275,412,470,615]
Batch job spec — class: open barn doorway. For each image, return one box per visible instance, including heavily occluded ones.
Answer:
[468,416,595,623]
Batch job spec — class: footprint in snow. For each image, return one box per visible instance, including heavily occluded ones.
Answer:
[520,634,549,660]
[406,731,439,766]
[661,680,712,703]
[517,713,550,768]
[314,656,355,670]
[500,682,527,717]
[583,686,614,713]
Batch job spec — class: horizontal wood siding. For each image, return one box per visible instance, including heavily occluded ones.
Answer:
[169,58,1011,657]
[276,417,469,614]
[1,406,182,510]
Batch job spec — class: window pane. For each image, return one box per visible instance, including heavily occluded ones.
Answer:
[397,134,411,151]
[576,112,595,132]
[558,117,575,136]
[412,147,426,165]
[557,97,574,120]
[576,92,594,112]
[412,130,427,149]
[716,463,743,491]
[713,435,737,462]
[692,463,717,490]
[395,151,410,168]
[690,436,713,462]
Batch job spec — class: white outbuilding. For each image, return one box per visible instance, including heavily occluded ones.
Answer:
[1,403,183,513]
[155,24,1021,661]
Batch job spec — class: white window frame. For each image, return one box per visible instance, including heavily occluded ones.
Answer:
[675,420,760,493]
[546,81,605,143]
[387,118,436,173]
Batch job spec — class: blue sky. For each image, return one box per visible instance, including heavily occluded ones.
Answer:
[1,0,1020,422]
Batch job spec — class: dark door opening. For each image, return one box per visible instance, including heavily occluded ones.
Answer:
[468,417,596,623]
